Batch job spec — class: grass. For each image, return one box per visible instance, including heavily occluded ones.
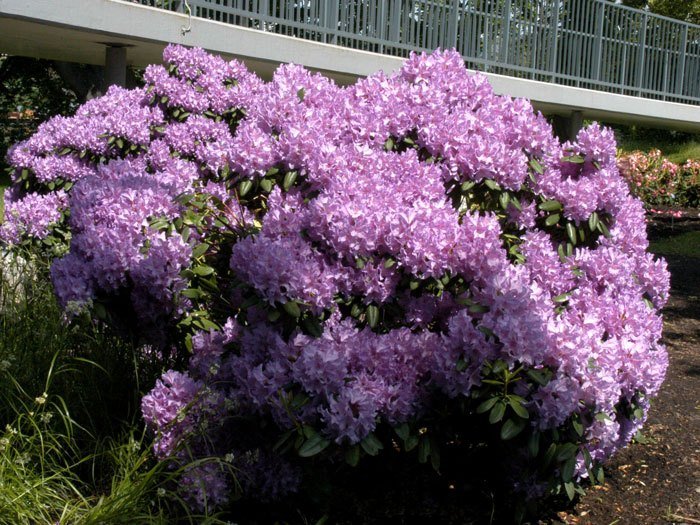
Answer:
[649,230,700,258]
[0,248,228,524]
[613,127,700,164]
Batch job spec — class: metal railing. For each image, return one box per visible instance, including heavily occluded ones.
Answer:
[136,0,700,105]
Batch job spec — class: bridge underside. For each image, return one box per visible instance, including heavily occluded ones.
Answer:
[1,0,699,135]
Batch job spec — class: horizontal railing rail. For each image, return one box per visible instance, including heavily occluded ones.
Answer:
[133,0,700,105]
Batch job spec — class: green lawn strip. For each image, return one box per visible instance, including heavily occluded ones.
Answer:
[616,137,700,164]
[649,230,700,258]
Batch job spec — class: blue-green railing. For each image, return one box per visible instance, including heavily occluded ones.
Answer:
[136,0,700,105]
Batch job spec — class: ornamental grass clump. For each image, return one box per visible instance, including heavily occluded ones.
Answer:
[1,46,669,514]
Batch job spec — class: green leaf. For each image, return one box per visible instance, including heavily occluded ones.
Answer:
[489,401,506,424]
[477,397,499,414]
[405,434,419,452]
[566,223,577,245]
[595,465,605,484]
[588,211,599,231]
[456,357,467,372]
[562,154,585,164]
[468,304,489,314]
[429,437,441,471]
[500,418,526,440]
[192,243,210,259]
[193,317,219,331]
[491,360,507,375]
[557,243,567,263]
[461,180,475,192]
[350,304,363,318]
[561,456,576,482]
[545,213,560,226]
[384,137,394,151]
[238,179,253,197]
[384,257,396,268]
[553,293,570,304]
[283,170,298,191]
[498,192,510,210]
[572,419,583,437]
[360,434,383,456]
[192,265,215,276]
[345,445,360,466]
[556,442,579,462]
[395,423,410,441]
[417,436,430,463]
[267,310,281,322]
[529,158,544,174]
[298,433,330,457]
[526,369,549,386]
[543,443,557,468]
[528,431,540,457]
[260,178,273,192]
[597,220,611,238]
[283,301,301,318]
[273,429,295,453]
[297,87,305,101]
[484,179,500,191]
[181,288,206,299]
[366,305,379,328]
[508,398,529,419]
[302,316,323,338]
[564,480,575,500]
[539,200,562,212]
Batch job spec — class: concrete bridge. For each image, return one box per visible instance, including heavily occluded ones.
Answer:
[1,0,699,137]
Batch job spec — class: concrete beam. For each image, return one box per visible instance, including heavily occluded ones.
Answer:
[1,0,699,132]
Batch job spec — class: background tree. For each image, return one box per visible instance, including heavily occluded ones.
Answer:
[614,0,700,24]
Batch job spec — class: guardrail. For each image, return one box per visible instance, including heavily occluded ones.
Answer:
[135,0,700,105]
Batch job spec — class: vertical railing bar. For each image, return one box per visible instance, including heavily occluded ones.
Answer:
[501,0,511,65]
[483,1,490,71]
[549,0,560,82]
[565,1,573,85]
[642,18,658,95]
[659,20,670,97]
[676,24,688,96]
[614,5,624,89]
[529,2,536,78]
[592,0,603,81]
[378,0,387,53]
[662,49,669,100]
[635,11,647,96]
[448,0,459,50]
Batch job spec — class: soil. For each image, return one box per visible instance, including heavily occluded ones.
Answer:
[551,216,700,525]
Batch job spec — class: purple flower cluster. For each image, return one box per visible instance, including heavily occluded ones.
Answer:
[2,45,669,508]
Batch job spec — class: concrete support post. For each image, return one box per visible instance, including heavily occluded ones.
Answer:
[104,45,127,90]
[552,110,584,142]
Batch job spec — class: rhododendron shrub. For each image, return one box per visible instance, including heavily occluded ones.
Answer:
[1,46,669,512]
[618,149,700,209]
